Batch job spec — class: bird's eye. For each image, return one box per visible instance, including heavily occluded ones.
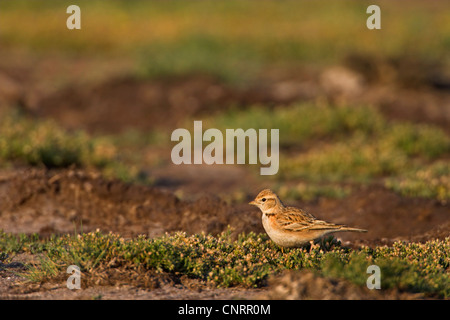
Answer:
[261,198,266,202]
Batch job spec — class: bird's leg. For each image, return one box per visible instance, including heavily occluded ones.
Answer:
[309,240,314,253]
[309,240,321,253]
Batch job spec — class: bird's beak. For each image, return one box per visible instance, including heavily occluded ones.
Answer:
[249,200,257,206]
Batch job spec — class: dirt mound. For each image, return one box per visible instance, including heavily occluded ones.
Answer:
[306,185,449,244]
[34,74,315,134]
[344,53,450,90]
[259,270,421,300]
[0,168,447,245]
[0,168,261,238]
[21,60,448,135]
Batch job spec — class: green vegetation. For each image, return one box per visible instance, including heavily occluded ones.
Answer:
[205,103,450,200]
[275,183,352,202]
[0,112,143,183]
[1,1,449,81]
[137,35,263,84]
[0,232,44,255]
[205,104,385,147]
[321,241,450,295]
[280,116,449,186]
[281,136,408,183]
[385,162,450,203]
[206,103,449,156]
[0,112,116,168]
[1,230,448,297]
[380,124,450,159]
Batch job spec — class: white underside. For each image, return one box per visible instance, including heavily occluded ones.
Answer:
[262,213,311,247]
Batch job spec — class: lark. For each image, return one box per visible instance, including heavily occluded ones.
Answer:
[249,189,367,248]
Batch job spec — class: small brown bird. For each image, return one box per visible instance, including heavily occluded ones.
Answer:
[249,189,367,248]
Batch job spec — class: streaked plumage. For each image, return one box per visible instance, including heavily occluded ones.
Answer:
[249,189,367,248]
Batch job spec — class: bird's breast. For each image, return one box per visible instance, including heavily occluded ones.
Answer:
[261,213,285,243]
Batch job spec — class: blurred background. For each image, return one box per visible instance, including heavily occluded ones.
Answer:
[0,0,449,241]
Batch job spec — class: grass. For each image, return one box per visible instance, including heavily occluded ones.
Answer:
[136,35,263,85]
[1,1,449,82]
[281,135,410,183]
[385,161,450,203]
[0,111,146,183]
[321,242,450,295]
[204,103,385,147]
[275,183,352,202]
[204,103,450,200]
[1,230,448,297]
[0,112,116,168]
[205,103,450,156]
[280,121,449,184]
[380,123,450,159]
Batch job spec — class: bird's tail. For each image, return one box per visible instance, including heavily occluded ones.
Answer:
[340,226,367,233]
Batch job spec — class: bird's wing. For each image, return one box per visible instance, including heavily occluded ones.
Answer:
[276,207,317,231]
[276,207,345,232]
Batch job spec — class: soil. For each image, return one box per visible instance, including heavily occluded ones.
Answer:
[0,53,448,299]
[0,168,448,243]
[1,53,449,135]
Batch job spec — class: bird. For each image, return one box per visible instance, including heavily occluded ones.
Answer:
[249,189,367,248]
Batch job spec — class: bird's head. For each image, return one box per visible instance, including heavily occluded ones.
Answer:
[249,189,283,213]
